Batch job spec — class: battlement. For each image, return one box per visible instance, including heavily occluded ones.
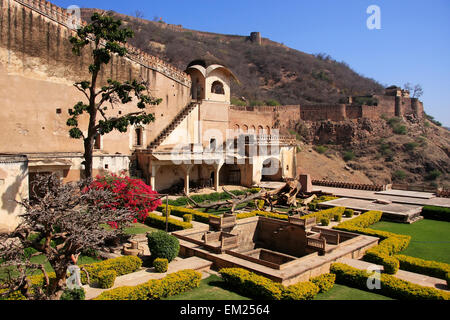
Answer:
[11,0,191,86]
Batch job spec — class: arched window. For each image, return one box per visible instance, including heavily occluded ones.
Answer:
[211,81,225,95]
[258,125,264,134]
[265,126,271,134]
[250,125,256,133]
[242,125,248,133]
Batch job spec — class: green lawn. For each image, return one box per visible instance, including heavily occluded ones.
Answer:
[123,223,158,235]
[314,284,393,300]
[163,274,251,300]
[370,219,450,264]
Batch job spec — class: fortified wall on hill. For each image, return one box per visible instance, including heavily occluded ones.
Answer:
[228,87,424,133]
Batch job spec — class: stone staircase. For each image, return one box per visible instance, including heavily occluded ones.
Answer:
[148,101,199,150]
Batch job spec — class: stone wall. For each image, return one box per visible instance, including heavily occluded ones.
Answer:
[0,0,191,155]
[0,154,28,233]
[300,104,347,122]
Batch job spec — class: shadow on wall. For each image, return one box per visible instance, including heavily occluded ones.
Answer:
[1,171,28,215]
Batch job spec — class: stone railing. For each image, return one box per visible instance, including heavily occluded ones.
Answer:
[288,216,316,229]
[318,230,340,245]
[208,215,237,230]
[391,184,437,193]
[13,0,191,86]
[312,180,386,191]
[306,237,326,252]
[221,233,239,250]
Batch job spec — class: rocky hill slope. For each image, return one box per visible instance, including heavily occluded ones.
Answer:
[293,116,450,188]
[80,9,384,106]
[79,9,449,188]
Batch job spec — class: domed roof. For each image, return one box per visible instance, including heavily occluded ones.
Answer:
[186,59,240,84]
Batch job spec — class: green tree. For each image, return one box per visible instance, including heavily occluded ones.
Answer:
[68,13,162,178]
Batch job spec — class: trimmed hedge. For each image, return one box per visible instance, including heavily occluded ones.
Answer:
[236,210,289,221]
[157,205,211,224]
[153,258,169,273]
[330,263,450,300]
[333,210,410,274]
[421,206,450,222]
[97,270,117,289]
[144,212,193,231]
[219,268,328,300]
[310,273,336,293]
[183,214,192,223]
[282,281,320,300]
[301,207,346,222]
[81,256,142,286]
[219,268,284,300]
[94,269,202,300]
[395,255,450,281]
[147,230,180,262]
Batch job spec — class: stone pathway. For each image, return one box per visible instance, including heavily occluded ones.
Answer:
[83,256,213,300]
[314,186,450,208]
[339,258,448,291]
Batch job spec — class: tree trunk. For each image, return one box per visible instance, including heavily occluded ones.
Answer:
[83,137,94,179]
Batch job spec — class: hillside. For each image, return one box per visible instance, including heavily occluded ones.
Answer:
[78,9,449,188]
[80,9,384,106]
[294,116,450,188]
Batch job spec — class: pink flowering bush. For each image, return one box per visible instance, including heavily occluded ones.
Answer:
[86,173,161,228]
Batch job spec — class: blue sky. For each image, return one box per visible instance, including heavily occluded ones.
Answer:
[52,0,450,126]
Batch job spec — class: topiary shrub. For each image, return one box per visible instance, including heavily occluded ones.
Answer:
[161,206,171,217]
[183,214,193,223]
[147,230,180,262]
[153,258,169,273]
[308,203,317,211]
[344,209,354,218]
[97,270,117,289]
[320,217,330,226]
[60,288,86,300]
[333,213,342,222]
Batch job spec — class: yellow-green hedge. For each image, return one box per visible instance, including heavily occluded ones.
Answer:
[144,212,193,231]
[310,273,336,293]
[157,205,211,223]
[330,263,450,300]
[80,255,142,285]
[219,268,284,300]
[282,281,320,300]
[219,268,328,300]
[236,210,288,221]
[301,207,346,222]
[94,269,201,300]
[97,270,117,289]
[395,255,450,281]
[333,210,410,274]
